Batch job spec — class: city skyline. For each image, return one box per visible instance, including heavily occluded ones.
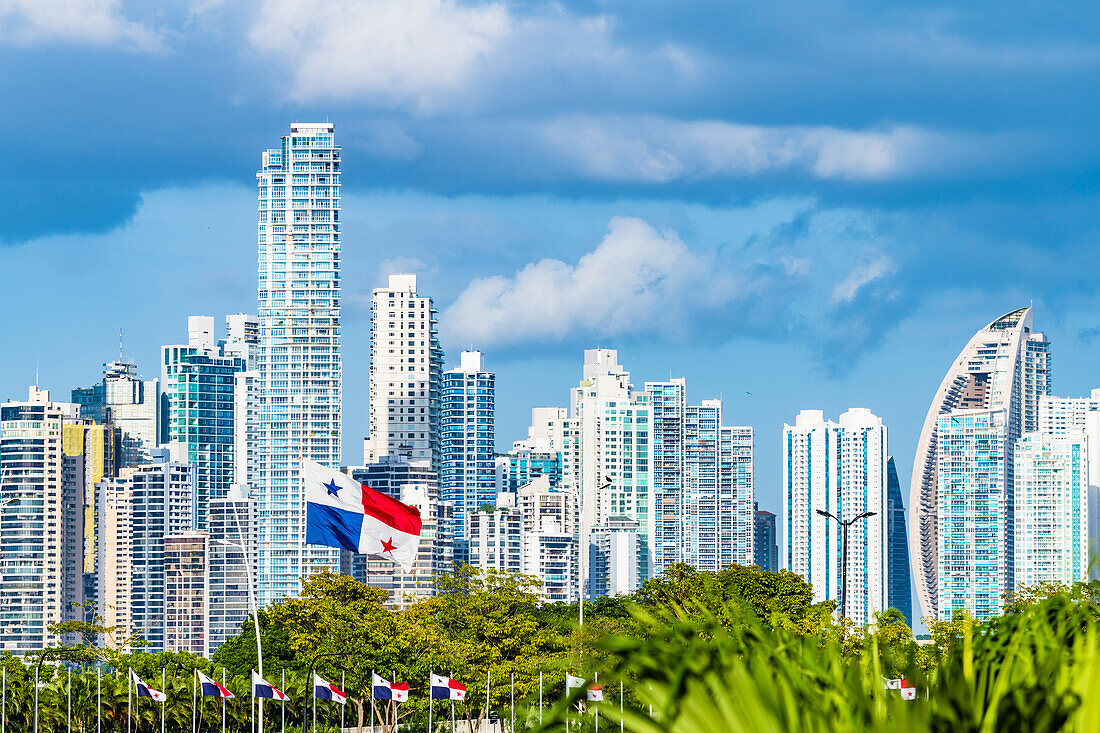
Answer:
[4,2,1100,531]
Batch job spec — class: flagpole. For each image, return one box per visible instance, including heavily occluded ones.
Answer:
[97,667,101,733]
[370,670,375,733]
[340,671,345,733]
[510,673,514,733]
[619,681,623,733]
[485,669,491,733]
[192,670,197,733]
[161,668,166,733]
[281,669,286,733]
[33,665,38,733]
[594,672,598,733]
[539,671,543,725]
[428,672,433,733]
[2,665,5,733]
[230,499,263,731]
[312,676,316,733]
[126,668,131,733]
[223,670,228,733]
[67,667,71,733]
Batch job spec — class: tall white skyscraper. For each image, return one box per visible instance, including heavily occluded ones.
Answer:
[253,122,342,605]
[0,387,86,653]
[1039,391,1100,578]
[1013,432,1089,589]
[570,350,654,593]
[646,381,754,575]
[364,274,444,468]
[911,307,1050,621]
[783,408,888,625]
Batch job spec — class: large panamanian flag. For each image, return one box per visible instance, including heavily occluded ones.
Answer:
[303,459,422,571]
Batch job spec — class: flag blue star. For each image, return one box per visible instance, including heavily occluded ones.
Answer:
[323,478,341,496]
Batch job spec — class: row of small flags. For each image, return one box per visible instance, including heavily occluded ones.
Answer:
[129,669,471,704]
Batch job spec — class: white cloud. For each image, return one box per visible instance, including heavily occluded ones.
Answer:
[537,115,945,182]
[442,216,749,348]
[831,256,895,303]
[0,0,162,51]
[249,0,511,109]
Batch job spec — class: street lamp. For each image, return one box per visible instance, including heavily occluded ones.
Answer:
[815,509,876,619]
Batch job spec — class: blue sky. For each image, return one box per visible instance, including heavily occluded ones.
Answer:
[3,0,1100,525]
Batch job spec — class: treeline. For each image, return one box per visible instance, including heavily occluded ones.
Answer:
[6,565,1100,731]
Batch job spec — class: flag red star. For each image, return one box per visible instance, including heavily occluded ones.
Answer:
[380,537,397,553]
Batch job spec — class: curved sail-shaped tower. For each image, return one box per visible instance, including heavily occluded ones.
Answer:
[909,308,1050,621]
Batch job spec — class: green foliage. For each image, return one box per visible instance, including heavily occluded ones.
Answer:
[10,566,1100,732]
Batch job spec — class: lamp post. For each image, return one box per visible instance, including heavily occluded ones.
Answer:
[815,509,876,619]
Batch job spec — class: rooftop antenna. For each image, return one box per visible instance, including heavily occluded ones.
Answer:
[35,361,39,388]
[119,326,124,362]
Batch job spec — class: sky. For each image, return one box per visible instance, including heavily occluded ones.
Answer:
[3,0,1100,531]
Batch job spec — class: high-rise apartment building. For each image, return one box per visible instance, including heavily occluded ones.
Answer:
[885,458,912,625]
[0,388,86,653]
[441,351,495,553]
[164,532,208,656]
[783,408,889,625]
[1039,391,1100,579]
[206,484,254,658]
[1013,432,1089,589]
[645,383,754,575]
[162,316,252,530]
[753,502,778,572]
[570,350,654,593]
[911,307,1050,621]
[99,451,195,651]
[469,507,523,575]
[254,122,342,605]
[72,360,162,467]
[936,409,1008,620]
[364,274,444,468]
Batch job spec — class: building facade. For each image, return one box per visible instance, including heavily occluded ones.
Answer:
[911,307,1050,621]
[206,485,254,657]
[0,388,85,653]
[1013,432,1089,589]
[364,274,444,468]
[885,458,912,625]
[253,122,343,606]
[936,409,1008,620]
[164,532,208,656]
[162,316,250,531]
[753,503,778,572]
[440,351,495,553]
[72,360,162,467]
[100,452,196,651]
[783,408,889,625]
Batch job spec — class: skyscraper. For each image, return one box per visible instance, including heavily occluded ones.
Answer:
[783,408,889,625]
[162,316,251,530]
[206,484,254,657]
[440,351,495,554]
[570,350,653,593]
[364,274,444,468]
[645,381,754,575]
[936,409,1008,619]
[99,451,195,652]
[1039,391,1100,578]
[1013,432,1089,589]
[254,122,342,605]
[911,307,1050,621]
[0,387,86,653]
[885,458,912,625]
